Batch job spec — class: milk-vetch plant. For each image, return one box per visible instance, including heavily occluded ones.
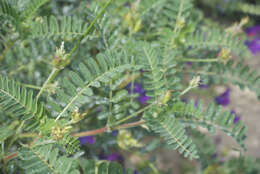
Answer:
[0,0,260,173]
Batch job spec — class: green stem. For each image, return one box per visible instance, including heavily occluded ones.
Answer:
[19,133,39,138]
[182,69,217,76]
[181,58,218,63]
[36,68,58,100]
[66,0,113,59]
[179,86,192,96]
[22,83,43,90]
[115,103,155,125]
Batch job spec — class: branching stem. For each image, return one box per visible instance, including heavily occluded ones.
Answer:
[71,120,145,137]
[4,120,145,162]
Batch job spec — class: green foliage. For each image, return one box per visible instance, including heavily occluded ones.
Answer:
[235,2,260,16]
[197,59,260,101]
[172,100,247,148]
[31,15,89,40]
[0,0,50,34]
[3,40,55,78]
[222,157,260,174]
[0,0,18,19]
[137,43,166,100]
[58,134,80,154]
[0,0,20,31]
[141,0,193,29]
[0,75,45,129]
[199,0,260,16]
[48,51,142,119]
[144,108,199,160]
[81,160,133,174]
[21,0,50,23]
[19,144,80,174]
[1,0,260,173]
[185,29,250,57]
[0,125,14,142]
[167,0,193,30]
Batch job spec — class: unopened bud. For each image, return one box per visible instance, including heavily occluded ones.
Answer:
[189,76,200,88]
[52,42,70,69]
[133,19,142,33]
[176,17,185,29]
[218,48,232,63]
[51,123,72,140]
[51,124,63,140]
[71,107,87,123]
[158,90,172,105]
[117,130,143,150]
[240,17,249,26]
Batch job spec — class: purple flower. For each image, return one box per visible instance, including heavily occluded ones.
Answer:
[245,25,260,37]
[186,62,192,67]
[126,83,145,95]
[99,152,124,164]
[199,84,208,89]
[98,151,107,160]
[181,98,187,103]
[231,110,241,124]
[112,130,118,136]
[194,100,198,107]
[215,88,230,106]
[124,2,130,7]
[211,153,218,159]
[245,38,260,55]
[126,83,150,105]
[78,136,95,145]
[138,95,150,105]
[133,170,139,174]
[106,152,120,162]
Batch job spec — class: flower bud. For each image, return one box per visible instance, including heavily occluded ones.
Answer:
[51,123,72,140]
[176,17,185,29]
[218,48,232,63]
[52,42,70,69]
[117,130,143,150]
[71,107,87,123]
[133,19,142,33]
[51,124,63,140]
[189,76,201,88]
